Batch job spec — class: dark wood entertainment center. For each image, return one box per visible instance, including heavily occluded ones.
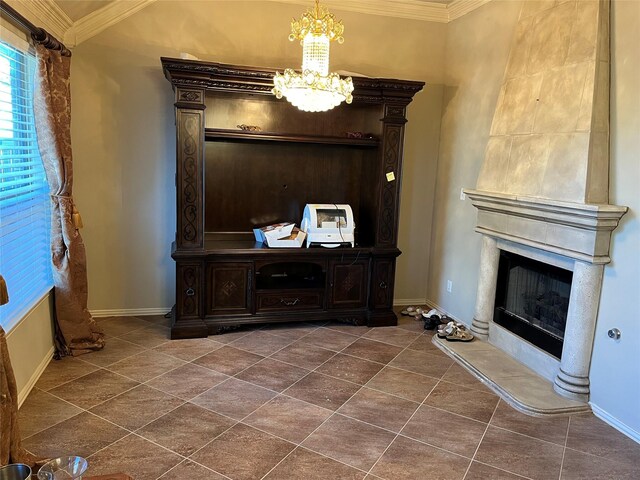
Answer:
[161,57,423,339]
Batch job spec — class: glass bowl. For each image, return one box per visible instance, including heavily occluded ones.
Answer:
[37,456,87,480]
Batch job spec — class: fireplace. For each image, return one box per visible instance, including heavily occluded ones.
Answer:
[460,1,628,403]
[494,251,572,359]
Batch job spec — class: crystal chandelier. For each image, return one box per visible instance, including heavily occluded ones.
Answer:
[272,0,354,113]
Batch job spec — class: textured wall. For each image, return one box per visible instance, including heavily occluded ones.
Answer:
[477,0,610,204]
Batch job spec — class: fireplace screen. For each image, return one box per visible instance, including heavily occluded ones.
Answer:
[494,251,573,358]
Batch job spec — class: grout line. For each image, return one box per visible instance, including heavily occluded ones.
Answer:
[155,458,234,480]
[31,319,554,479]
[462,398,500,479]
[558,416,572,480]
[469,460,535,480]
[363,339,438,476]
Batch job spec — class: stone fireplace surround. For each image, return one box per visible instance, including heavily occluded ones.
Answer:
[464,190,626,402]
[447,0,629,406]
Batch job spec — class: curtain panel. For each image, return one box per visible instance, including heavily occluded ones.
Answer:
[0,326,37,466]
[33,45,104,356]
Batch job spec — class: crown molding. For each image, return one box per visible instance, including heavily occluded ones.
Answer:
[448,0,492,21]
[266,0,450,22]
[65,0,157,46]
[6,0,492,51]
[5,0,72,41]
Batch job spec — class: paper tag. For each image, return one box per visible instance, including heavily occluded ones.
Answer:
[386,171,396,182]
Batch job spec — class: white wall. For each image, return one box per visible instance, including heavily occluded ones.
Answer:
[428,0,640,439]
[589,0,640,441]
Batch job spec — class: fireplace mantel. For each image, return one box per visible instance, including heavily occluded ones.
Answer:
[465,189,627,264]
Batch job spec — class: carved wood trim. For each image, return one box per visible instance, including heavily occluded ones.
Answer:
[177,263,201,318]
[376,123,403,246]
[371,259,394,309]
[161,58,424,105]
[176,109,204,248]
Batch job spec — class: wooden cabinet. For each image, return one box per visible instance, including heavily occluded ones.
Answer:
[162,58,423,339]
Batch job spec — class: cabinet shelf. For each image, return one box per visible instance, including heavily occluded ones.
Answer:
[205,128,379,147]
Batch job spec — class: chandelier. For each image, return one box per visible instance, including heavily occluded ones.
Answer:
[272,0,354,112]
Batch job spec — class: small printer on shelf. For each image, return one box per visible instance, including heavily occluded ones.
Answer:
[300,204,355,248]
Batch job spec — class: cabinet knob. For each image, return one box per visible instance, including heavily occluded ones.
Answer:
[185,288,195,297]
[379,281,387,289]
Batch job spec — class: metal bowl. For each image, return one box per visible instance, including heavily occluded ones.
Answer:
[0,464,32,480]
[37,456,88,480]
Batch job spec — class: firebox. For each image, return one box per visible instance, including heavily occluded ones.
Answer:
[494,251,573,359]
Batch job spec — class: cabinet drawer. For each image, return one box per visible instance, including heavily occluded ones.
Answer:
[256,291,323,312]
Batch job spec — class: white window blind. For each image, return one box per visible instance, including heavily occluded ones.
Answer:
[0,40,52,331]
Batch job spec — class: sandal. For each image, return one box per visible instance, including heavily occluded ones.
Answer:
[445,327,474,342]
[437,321,467,338]
[400,306,417,316]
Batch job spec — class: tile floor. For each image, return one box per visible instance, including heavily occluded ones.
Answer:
[19,313,640,480]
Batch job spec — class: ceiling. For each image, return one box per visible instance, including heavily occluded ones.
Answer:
[53,0,457,20]
[12,0,488,48]
[55,0,112,22]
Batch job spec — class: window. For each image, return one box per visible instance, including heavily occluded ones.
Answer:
[0,40,52,330]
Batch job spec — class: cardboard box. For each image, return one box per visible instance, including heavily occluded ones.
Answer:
[253,223,306,247]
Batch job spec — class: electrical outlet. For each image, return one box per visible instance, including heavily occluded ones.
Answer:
[460,188,466,201]
[447,280,453,293]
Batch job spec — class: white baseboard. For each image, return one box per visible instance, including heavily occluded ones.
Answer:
[18,346,55,408]
[91,307,172,318]
[424,298,468,325]
[590,403,640,444]
[393,298,428,306]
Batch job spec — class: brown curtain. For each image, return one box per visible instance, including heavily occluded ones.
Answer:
[0,326,37,467]
[32,45,104,356]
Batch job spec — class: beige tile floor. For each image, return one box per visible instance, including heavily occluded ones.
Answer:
[19,313,640,480]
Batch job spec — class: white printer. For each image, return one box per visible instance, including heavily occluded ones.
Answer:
[300,204,355,248]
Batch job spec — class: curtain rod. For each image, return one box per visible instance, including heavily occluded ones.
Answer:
[0,2,71,57]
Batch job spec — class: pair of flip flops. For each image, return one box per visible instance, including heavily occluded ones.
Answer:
[437,321,474,342]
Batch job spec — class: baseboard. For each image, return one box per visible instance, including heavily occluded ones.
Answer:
[18,345,55,408]
[393,298,428,306]
[424,298,468,325]
[590,403,640,444]
[91,307,172,318]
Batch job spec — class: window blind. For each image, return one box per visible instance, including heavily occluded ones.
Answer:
[0,40,52,331]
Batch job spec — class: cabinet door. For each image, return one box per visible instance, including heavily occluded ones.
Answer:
[370,258,395,310]
[329,259,368,309]
[206,263,252,315]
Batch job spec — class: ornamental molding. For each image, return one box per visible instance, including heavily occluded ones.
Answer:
[6,0,490,52]
[448,0,493,21]
[266,0,492,23]
[65,0,156,46]
[5,0,72,41]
